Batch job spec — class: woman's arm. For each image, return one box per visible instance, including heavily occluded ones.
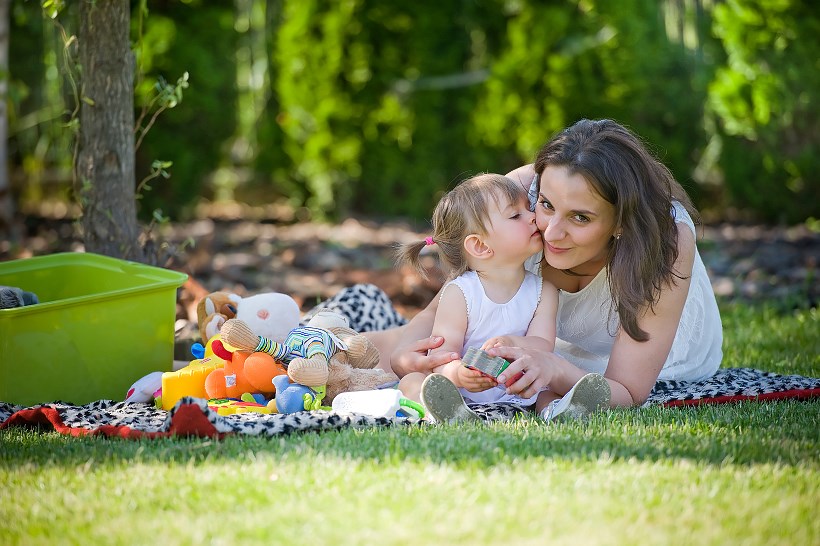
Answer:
[506,164,536,188]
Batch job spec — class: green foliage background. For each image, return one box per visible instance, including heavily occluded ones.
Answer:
[7,0,819,224]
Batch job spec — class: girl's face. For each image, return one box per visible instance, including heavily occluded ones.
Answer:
[483,192,542,265]
[536,165,618,273]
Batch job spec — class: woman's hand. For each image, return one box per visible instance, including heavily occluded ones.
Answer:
[390,336,460,378]
[487,345,557,400]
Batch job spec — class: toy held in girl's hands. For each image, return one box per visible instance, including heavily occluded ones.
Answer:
[462,347,525,385]
[462,347,510,377]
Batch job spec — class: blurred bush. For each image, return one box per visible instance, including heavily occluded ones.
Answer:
[6,0,818,224]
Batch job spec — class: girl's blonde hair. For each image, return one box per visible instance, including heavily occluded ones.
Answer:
[396,173,528,280]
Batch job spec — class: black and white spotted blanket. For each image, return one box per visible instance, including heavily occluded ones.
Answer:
[0,367,818,438]
[1,285,818,438]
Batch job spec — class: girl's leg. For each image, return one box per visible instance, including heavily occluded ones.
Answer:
[397,371,426,403]
[535,389,560,415]
[419,373,479,423]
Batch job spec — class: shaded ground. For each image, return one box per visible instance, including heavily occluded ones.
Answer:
[2,208,818,354]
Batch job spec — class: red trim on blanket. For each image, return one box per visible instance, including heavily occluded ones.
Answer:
[662,388,820,407]
[0,402,226,439]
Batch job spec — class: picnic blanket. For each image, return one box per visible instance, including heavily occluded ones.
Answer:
[1,367,818,438]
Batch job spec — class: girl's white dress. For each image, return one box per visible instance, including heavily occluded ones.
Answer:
[525,201,722,381]
[443,270,543,405]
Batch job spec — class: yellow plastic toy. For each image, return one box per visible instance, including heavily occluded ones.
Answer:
[161,356,226,410]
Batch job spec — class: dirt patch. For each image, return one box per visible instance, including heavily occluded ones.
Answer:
[3,212,818,354]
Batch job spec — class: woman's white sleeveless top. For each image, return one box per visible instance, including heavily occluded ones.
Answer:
[525,201,722,381]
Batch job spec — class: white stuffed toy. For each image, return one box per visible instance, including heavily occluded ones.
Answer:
[124,371,164,404]
[196,291,301,344]
[236,293,301,345]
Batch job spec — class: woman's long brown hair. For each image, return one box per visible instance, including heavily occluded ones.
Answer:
[534,119,699,342]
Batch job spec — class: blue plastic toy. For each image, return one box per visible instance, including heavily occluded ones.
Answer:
[270,375,328,413]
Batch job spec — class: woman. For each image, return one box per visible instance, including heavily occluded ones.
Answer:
[364,118,722,416]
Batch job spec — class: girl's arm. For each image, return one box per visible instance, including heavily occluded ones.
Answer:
[484,335,550,352]
[424,284,496,391]
[427,285,471,387]
[364,287,459,377]
[429,284,469,362]
[523,279,558,351]
[481,278,558,353]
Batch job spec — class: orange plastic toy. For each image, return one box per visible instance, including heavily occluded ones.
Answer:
[204,348,287,400]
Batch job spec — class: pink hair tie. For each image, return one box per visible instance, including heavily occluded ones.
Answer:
[424,236,436,246]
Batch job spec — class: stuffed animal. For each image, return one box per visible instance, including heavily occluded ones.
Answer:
[236,293,301,346]
[196,291,241,342]
[196,291,301,345]
[125,371,164,404]
[306,309,394,401]
[220,308,396,403]
[125,291,301,404]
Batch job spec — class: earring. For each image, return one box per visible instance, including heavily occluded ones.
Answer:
[615,233,622,240]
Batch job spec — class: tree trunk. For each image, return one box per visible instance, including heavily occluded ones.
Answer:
[75,0,143,261]
[0,0,12,232]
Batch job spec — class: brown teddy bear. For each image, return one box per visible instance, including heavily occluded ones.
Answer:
[196,291,241,343]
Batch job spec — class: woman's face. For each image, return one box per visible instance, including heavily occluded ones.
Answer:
[535,165,618,273]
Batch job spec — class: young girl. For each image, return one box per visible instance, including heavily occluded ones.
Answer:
[394,173,576,421]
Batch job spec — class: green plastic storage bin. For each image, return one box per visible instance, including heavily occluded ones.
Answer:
[0,252,188,406]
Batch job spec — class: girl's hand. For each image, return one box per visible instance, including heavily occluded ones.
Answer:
[480,336,514,350]
[390,336,460,378]
[455,363,498,392]
[487,346,554,399]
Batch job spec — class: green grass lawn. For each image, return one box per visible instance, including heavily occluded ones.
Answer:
[1,303,818,545]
